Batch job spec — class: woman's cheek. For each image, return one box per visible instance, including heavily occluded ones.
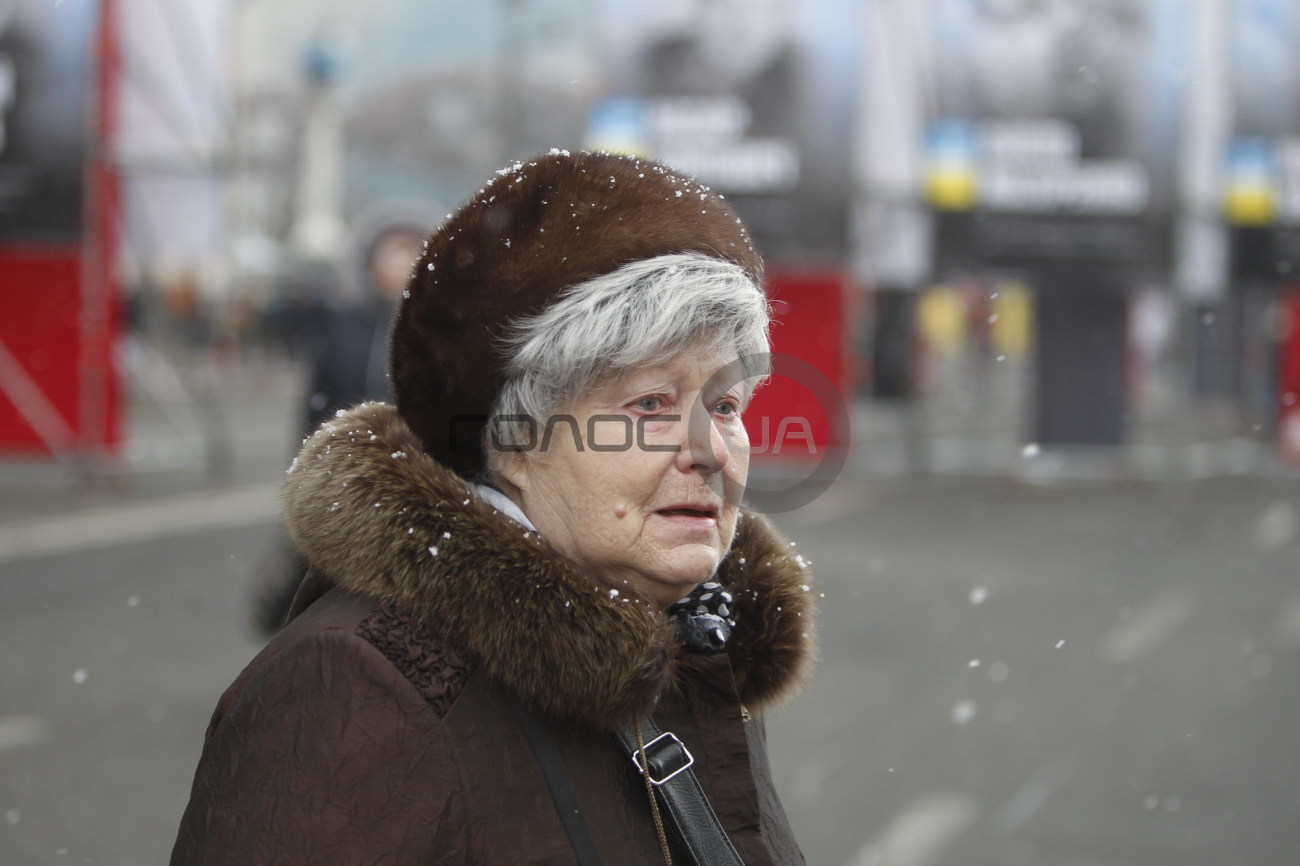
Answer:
[723,418,750,453]
[636,418,678,444]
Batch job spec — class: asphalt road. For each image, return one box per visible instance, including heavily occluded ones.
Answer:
[767,474,1300,866]
[0,522,271,865]
[1,471,1298,865]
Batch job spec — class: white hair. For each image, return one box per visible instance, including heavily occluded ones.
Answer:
[487,252,770,458]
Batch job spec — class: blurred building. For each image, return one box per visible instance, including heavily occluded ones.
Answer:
[3,0,1297,475]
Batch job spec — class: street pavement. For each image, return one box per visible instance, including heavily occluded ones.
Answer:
[766,473,1300,866]
[1,357,1298,865]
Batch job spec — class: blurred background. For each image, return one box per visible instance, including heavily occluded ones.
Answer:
[1,0,1298,864]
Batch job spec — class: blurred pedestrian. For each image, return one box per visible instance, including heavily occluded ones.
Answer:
[173,151,815,864]
[247,221,426,634]
[299,222,424,430]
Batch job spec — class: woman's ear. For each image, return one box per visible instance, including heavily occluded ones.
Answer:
[489,450,530,496]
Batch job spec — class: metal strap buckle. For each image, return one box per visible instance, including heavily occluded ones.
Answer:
[632,730,695,786]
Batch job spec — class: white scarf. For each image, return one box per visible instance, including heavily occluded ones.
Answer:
[471,483,537,531]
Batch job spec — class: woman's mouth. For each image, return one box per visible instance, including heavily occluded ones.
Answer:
[656,506,719,522]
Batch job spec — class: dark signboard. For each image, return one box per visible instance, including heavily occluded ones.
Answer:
[0,0,95,242]
[922,0,1180,280]
[1226,0,1300,282]
[590,0,859,266]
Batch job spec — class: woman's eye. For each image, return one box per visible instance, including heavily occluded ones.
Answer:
[713,400,740,417]
[634,396,664,413]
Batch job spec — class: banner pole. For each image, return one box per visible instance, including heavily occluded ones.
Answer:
[79,0,123,467]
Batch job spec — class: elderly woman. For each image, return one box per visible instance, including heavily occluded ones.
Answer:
[171,151,815,865]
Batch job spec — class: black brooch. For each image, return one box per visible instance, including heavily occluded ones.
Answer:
[669,581,735,654]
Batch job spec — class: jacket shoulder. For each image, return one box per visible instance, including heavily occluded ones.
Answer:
[173,623,460,864]
[263,586,477,721]
[355,600,477,718]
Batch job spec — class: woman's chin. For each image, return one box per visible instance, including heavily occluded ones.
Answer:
[637,552,721,604]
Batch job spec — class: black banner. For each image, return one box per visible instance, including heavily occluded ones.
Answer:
[923,0,1178,278]
[0,1,95,242]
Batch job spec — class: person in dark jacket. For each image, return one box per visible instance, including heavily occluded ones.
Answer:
[249,222,427,634]
[172,151,815,865]
[300,223,428,429]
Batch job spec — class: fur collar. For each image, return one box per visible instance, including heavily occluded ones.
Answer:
[283,402,815,730]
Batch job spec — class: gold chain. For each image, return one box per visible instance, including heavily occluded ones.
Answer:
[635,718,674,866]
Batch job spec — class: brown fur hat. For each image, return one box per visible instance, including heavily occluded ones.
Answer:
[389,150,763,478]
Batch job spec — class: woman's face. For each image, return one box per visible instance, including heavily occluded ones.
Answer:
[499,349,752,608]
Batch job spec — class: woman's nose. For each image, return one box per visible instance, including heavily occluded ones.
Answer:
[678,410,731,475]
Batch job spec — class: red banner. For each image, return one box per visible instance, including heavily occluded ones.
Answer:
[743,269,853,463]
[1279,291,1300,466]
[0,247,120,453]
[0,0,121,457]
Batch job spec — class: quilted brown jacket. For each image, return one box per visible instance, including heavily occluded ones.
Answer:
[171,402,816,865]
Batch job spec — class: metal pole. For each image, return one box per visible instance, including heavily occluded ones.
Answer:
[78,0,124,473]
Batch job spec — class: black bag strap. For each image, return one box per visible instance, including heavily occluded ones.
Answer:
[614,716,747,866]
[507,693,604,866]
